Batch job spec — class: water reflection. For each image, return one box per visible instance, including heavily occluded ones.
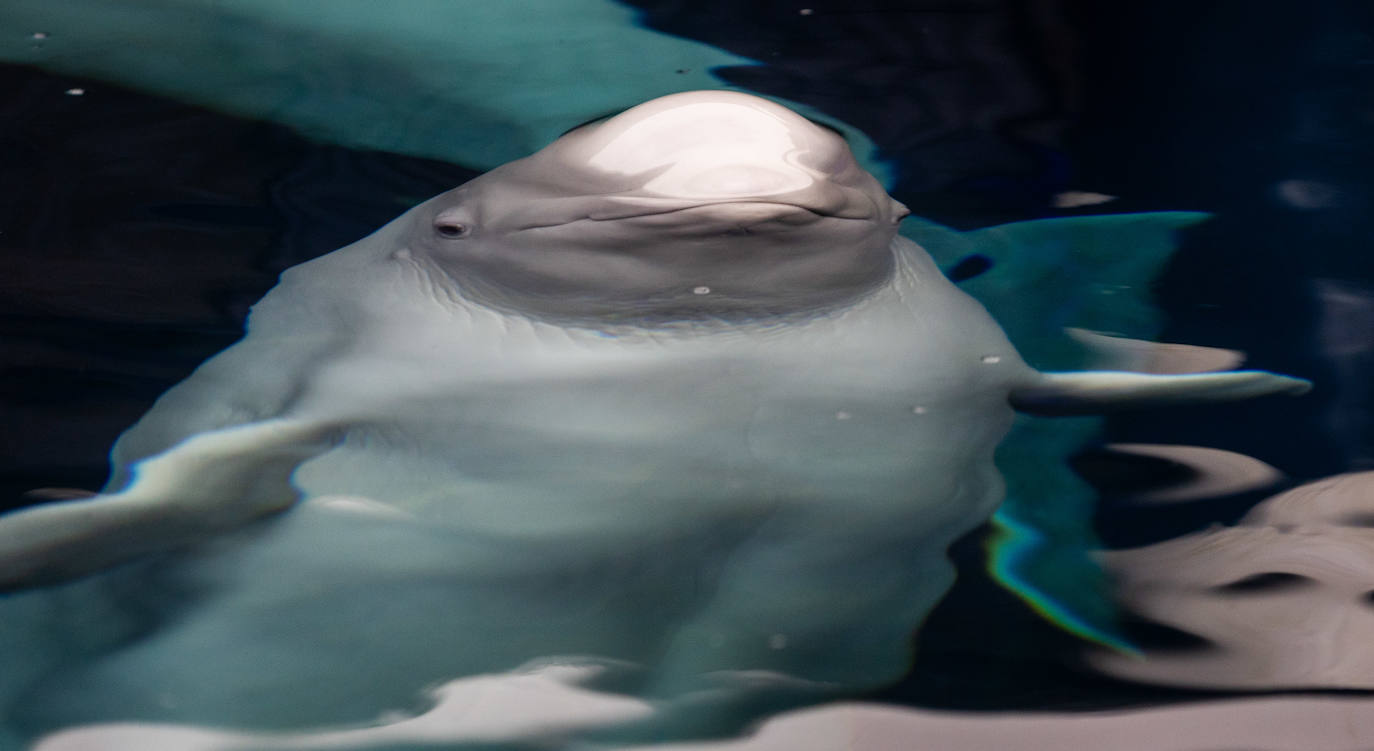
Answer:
[1094,450,1374,690]
[31,686,1374,751]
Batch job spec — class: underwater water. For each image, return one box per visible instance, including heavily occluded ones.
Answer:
[0,1,1372,749]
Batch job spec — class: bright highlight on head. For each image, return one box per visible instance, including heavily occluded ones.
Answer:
[586,100,818,198]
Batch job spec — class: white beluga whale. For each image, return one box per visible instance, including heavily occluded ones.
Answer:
[0,91,1309,746]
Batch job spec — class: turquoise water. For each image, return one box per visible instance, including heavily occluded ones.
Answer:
[1,2,1370,749]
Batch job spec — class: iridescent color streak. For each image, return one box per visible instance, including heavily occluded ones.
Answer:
[986,509,1142,656]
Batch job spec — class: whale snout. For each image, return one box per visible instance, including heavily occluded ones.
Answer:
[679,164,808,198]
[532,90,896,223]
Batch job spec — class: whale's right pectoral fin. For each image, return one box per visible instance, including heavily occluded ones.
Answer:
[0,418,340,591]
[1010,370,1313,417]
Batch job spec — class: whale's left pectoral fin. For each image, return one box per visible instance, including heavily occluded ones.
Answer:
[1010,371,1313,416]
[0,418,339,591]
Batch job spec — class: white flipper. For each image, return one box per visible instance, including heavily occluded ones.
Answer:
[1010,370,1312,416]
[0,418,338,590]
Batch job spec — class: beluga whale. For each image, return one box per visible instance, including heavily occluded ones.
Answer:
[0,91,1309,746]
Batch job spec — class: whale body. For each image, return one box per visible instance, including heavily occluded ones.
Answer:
[0,91,1308,746]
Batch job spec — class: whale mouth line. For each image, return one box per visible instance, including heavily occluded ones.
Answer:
[579,195,882,227]
[511,197,876,232]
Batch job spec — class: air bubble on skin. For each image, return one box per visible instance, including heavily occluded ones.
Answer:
[980,355,1001,364]
[835,411,851,421]
[693,286,711,295]
[393,248,412,260]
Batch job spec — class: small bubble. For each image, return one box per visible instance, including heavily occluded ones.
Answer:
[31,32,49,40]
[65,88,85,96]
[912,406,927,414]
[980,355,1001,364]
[835,411,851,420]
[692,286,711,295]
[799,8,814,15]
[768,634,788,649]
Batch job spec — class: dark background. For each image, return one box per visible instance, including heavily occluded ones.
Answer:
[1,0,1371,708]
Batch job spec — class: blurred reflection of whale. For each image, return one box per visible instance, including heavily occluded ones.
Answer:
[29,673,1374,751]
[1092,451,1374,690]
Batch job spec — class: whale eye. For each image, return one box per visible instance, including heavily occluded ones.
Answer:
[435,221,470,239]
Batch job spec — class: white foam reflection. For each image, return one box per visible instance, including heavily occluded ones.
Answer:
[1095,467,1374,689]
[34,696,1374,751]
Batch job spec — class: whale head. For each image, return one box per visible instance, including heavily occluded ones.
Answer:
[405,90,909,321]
